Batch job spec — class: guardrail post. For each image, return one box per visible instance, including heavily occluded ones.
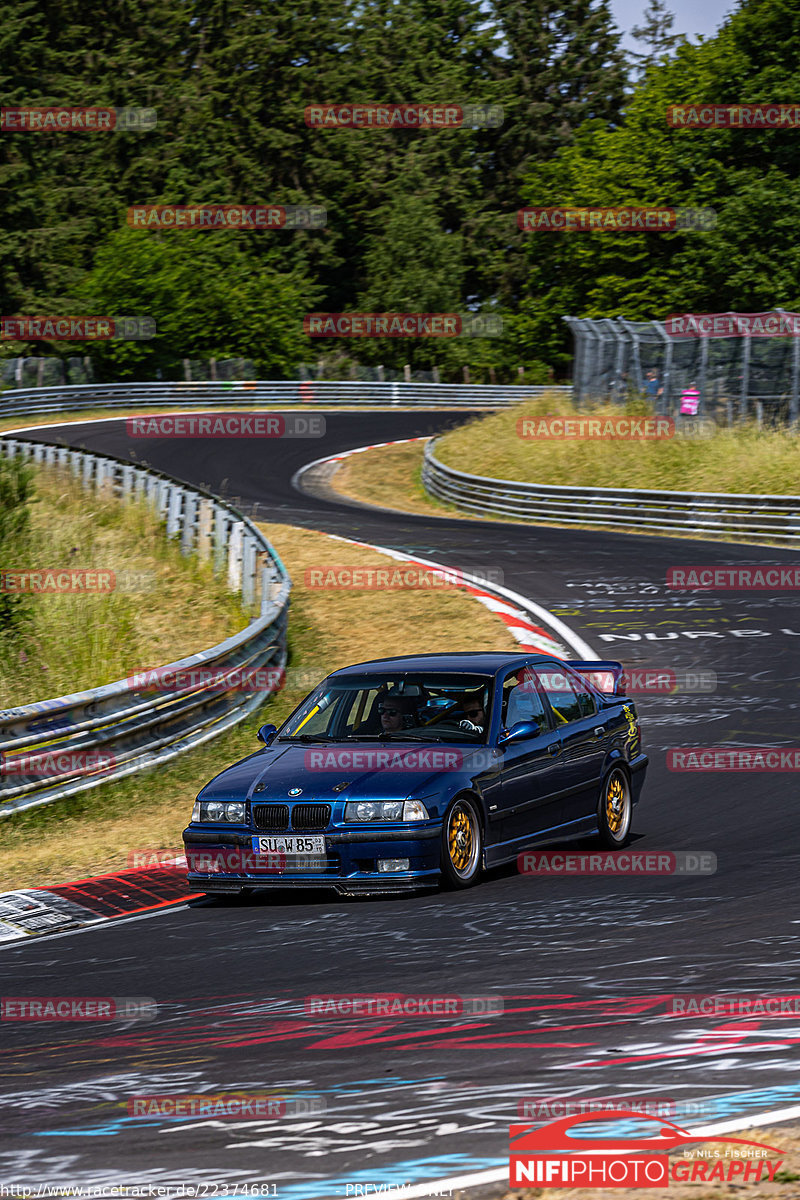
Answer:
[213,506,228,574]
[181,492,197,554]
[198,499,214,561]
[228,521,244,592]
[242,533,257,607]
[121,465,135,498]
[166,485,183,539]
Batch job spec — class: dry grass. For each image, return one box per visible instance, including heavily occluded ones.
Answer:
[330,414,798,546]
[329,440,461,518]
[434,393,800,495]
[0,521,516,890]
[0,464,244,705]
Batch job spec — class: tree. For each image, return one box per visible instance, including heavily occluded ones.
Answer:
[630,0,684,72]
[75,227,315,379]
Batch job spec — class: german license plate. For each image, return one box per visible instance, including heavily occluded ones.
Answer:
[252,835,325,855]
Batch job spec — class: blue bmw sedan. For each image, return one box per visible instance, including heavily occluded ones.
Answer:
[182,652,648,895]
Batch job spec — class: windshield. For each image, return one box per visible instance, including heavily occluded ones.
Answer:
[279,672,493,743]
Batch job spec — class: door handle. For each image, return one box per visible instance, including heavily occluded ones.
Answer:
[594,726,606,738]
[547,741,561,755]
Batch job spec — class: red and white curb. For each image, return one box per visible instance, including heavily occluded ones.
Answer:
[322,532,596,660]
[311,435,428,464]
[298,440,596,659]
[0,861,194,945]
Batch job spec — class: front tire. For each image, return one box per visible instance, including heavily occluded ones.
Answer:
[597,767,632,847]
[440,797,483,888]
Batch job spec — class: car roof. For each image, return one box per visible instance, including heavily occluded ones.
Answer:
[328,652,561,677]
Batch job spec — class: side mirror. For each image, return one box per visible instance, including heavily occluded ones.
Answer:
[257,723,277,745]
[497,719,541,746]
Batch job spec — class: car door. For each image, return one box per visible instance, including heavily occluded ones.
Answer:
[534,665,609,828]
[482,667,565,864]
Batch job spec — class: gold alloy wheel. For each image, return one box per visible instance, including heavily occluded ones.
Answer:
[605,772,629,837]
[448,802,478,877]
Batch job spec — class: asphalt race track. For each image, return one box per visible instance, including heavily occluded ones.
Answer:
[3,410,800,1198]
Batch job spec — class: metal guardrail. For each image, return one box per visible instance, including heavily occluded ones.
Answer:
[0,437,291,816]
[422,440,800,545]
[0,380,571,417]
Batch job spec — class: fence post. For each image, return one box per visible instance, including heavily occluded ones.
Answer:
[698,336,709,415]
[739,334,751,422]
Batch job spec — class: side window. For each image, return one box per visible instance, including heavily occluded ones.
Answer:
[500,669,549,732]
[535,668,596,724]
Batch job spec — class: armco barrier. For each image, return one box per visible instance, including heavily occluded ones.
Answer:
[422,440,800,545]
[0,379,570,418]
[0,437,291,816]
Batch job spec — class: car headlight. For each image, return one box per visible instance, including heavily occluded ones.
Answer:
[192,800,246,823]
[344,800,429,822]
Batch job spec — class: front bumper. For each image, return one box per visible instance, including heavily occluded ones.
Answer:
[182,823,443,894]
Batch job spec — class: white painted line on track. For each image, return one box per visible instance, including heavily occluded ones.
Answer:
[0,900,195,951]
[295,440,597,660]
[322,531,596,661]
[321,1104,800,1199]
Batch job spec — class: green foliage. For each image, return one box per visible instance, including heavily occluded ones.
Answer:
[516,0,800,365]
[75,228,314,378]
[0,0,633,381]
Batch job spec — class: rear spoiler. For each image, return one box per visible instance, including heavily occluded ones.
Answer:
[567,660,626,697]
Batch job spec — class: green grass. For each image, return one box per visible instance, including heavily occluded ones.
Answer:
[0,463,245,706]
[434,393,800,495]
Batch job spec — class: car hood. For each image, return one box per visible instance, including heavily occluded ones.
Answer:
[198,739,493,802]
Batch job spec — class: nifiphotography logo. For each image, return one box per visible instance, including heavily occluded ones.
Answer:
[509,1110,783,1188]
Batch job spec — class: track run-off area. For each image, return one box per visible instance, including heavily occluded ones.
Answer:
[3,409,800,1199]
